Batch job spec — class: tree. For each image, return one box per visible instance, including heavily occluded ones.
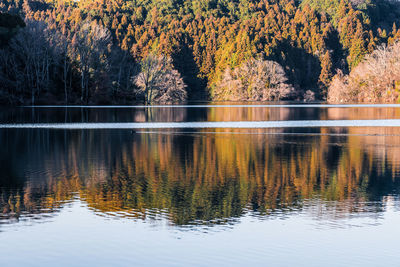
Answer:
[71,22,111,103]
[9,20,57,104]
[347,21,367,69]
[108,48,136,99]
[133,54,187,104]
[213,58,295,101]
[2,0,400,103]
[319,50,333,97]
[57,34,71,104]
[0,12,25,46]
[328,42,400,103]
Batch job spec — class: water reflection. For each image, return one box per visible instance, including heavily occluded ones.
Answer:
[2,104,400,123]
[1,106,400,228]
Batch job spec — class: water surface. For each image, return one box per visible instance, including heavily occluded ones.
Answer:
[1,104,400,266]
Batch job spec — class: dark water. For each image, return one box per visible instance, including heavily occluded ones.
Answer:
[1,104,400,266]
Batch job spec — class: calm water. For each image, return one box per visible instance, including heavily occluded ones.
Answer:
[1,104,400,266]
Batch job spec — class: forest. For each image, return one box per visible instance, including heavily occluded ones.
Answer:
[1,0,400,104]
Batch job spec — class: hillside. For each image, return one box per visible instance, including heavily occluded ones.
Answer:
[1,0,400,104]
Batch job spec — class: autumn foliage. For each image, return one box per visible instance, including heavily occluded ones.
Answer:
[1,0,400,104]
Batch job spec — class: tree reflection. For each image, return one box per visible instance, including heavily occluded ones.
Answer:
[1,125,400,225]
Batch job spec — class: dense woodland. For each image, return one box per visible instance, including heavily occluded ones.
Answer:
[1,0,400,104]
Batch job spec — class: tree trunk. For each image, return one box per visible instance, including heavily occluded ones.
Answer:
[64,57,68,104]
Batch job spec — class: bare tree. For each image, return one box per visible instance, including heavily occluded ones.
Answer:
[72,22,111,103]
[328,42,400,103]
[55,34,71,104]
[303,90,316,102]
[109,49,136,99]
[213,58,294,101]
[0,49,18,103]
[9,20,55,105]
[134,54,187,104]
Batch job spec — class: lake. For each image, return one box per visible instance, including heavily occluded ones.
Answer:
[1,104,400,266]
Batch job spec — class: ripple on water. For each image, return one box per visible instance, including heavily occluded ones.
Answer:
[2,119,400,129]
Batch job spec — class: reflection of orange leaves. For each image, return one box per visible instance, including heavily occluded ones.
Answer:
[2,109,400,224]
